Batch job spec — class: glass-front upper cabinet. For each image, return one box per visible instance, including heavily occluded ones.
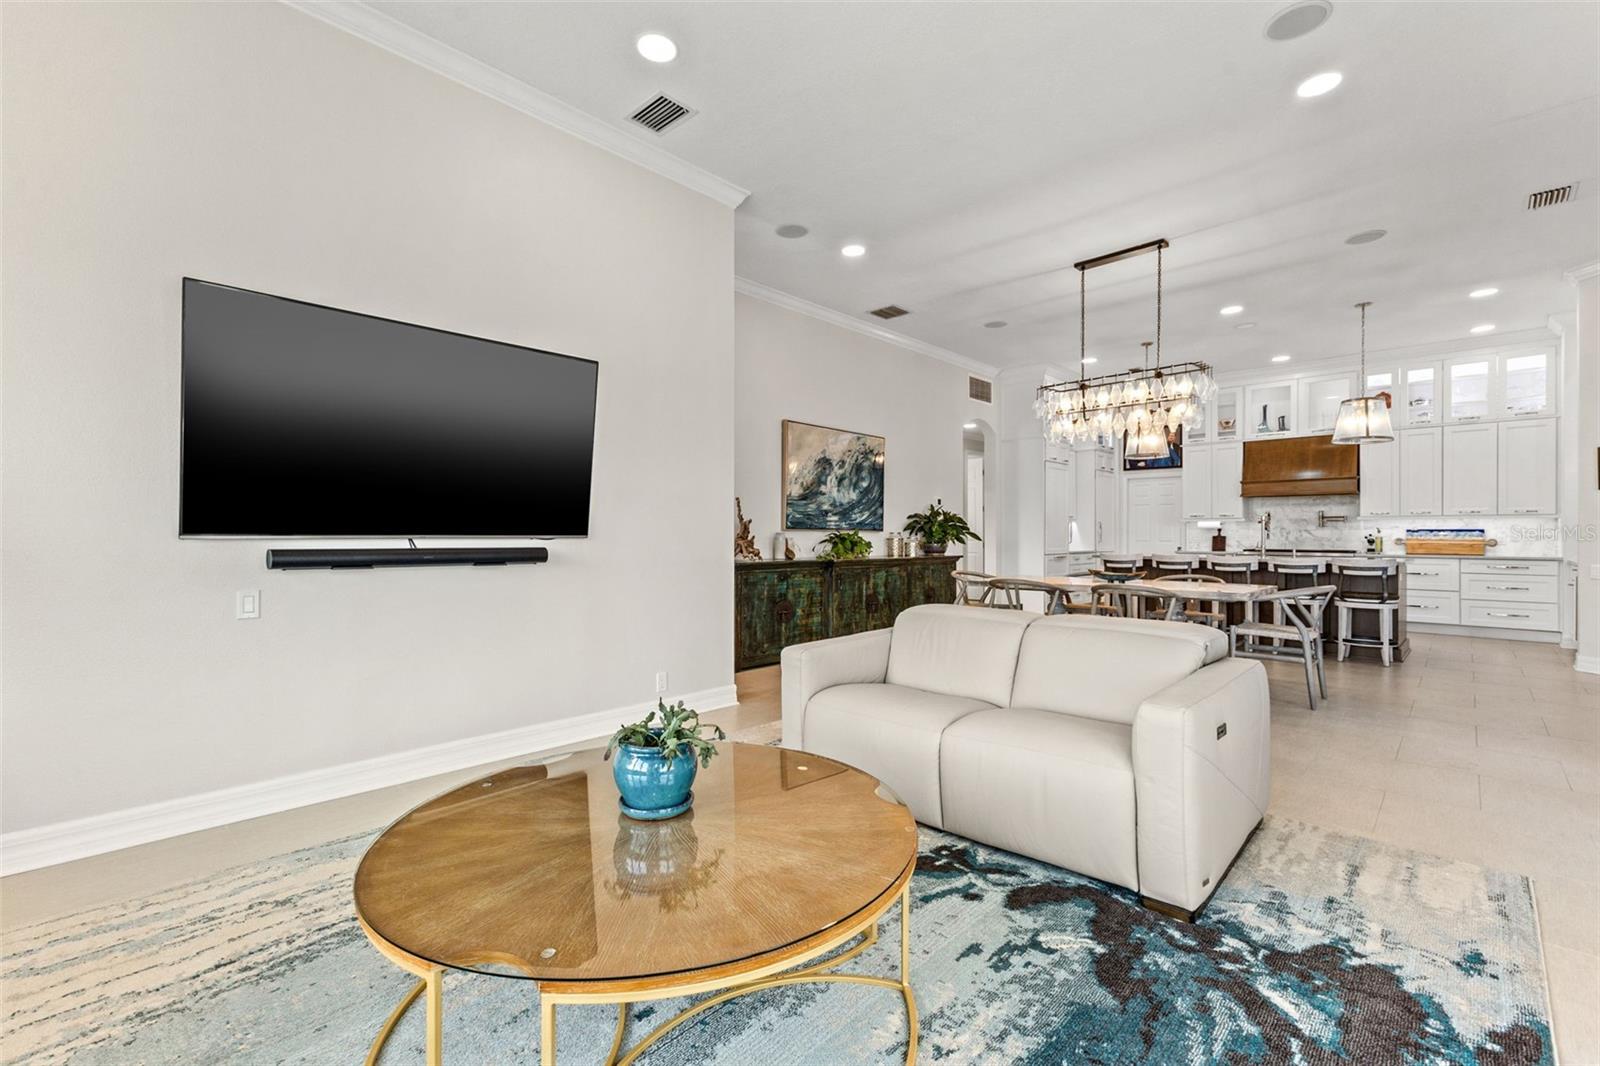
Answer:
[1245,381,1296,437]
[1502,351,1551,417]
[1213,387,1242,440]
[1402,364,1438,426]
[1301,371,1355,433]
[1445,356,1493,422]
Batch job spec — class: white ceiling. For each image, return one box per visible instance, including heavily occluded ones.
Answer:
[365,1,1600,375]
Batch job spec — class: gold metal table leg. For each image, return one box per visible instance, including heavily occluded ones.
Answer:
[539,995,556,1066]
[424,968,443,1066]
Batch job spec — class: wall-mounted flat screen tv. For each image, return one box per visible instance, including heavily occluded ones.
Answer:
[180,279,598,537]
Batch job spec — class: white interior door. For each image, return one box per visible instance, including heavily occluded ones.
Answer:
[1125,475,1182,555]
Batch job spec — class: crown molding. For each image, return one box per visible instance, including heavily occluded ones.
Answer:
[280,1,749,209]
[1565,261,1600,283]
[734,277,997,377]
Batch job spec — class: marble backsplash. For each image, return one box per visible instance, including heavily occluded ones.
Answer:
[1182,495,1564,558]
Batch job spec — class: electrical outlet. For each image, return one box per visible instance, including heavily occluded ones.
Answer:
[236,590,261,620]
[655,671,668,694]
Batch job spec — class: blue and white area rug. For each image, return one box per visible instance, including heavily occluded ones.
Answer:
[2,819,1553,1064]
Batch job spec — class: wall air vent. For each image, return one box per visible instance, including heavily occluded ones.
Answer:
[1526,183,1575,210]
[629,95,695,135]
[869,305,909,320]
[968,377,993,403]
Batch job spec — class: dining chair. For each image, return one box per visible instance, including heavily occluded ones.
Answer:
[1086,583,1131,617]
[987,577,1068,614]
[952,570,997,606]
[1229,584,1337,708]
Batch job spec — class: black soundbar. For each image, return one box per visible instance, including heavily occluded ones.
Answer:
[265,547,549,570]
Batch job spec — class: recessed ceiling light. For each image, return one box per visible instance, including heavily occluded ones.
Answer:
[635,33,678,63]
[1345,229,1387,245]
[983,320,1008,329]
[1296,71,1342,98]
[775,224,809,239]
[1082,357,1099,365]
[1265,0,1332,41]
[1219,305,1244,316]
[1469,287,1499,299]
[1469,323,1496,334]
[1272,354,1293,363]
[840,244,866,258]
[963,422,978,430]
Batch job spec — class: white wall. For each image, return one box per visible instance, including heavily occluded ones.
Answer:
[733,293,992,558]
[1575,272,1600,673]
[1,3,735,835]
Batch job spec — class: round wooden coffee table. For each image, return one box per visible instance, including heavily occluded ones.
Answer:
[354,741,919,1065]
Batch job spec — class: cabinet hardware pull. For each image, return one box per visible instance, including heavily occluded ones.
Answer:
[1483,585,1529,591]
[774,599,795,623]
[1486,564,1528,570]
[1408,603,1435,609]
[1486,612,1530,618]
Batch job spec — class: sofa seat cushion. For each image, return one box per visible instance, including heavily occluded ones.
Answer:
[939,707,1138,890]
[803,682,994,829]
[1009,616,1219,725]
[886,604,1038,707]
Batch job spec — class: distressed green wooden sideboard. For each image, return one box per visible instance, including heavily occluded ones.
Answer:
[734,556,960,670]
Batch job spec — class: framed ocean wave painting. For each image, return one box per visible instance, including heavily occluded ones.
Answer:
[782,420,885,530]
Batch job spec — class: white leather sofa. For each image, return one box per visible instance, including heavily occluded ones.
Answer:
[781,604,1270,918]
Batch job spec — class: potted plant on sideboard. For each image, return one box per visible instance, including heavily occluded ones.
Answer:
[605,699,725,820]
[815,530,874,560]
[903,500,981,556]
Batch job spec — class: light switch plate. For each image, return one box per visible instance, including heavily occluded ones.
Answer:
[236,590,261,620]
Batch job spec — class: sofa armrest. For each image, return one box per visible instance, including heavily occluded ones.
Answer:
[780,629,893,749]
[1132,657,1270,914]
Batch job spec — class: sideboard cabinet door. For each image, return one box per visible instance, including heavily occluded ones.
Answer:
[735,565,829,670]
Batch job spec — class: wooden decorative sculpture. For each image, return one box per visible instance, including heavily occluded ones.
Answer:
[734,497,762,560]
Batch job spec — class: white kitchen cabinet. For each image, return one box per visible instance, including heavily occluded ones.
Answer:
[1245,381,1296,437]
[1095,468,1119,550]
[1496,417,1557,515]
[1399,427,1442,515]
[1442,422,1498,515]
[1401,364,1439,426]
[1501,352,1552,418]
[1069,451,1097,551]
[1211,441,1244,519]
[1044,460,1074,554]
[1445,356,1496,422]
[1359,438,1400,517]
[1213,387,1243,441]
[1181,443,1213,518]
[1301,371,1356,433]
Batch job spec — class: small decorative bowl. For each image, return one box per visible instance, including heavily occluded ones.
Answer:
[1090,570,1146,583]
[1218,418,1236,431]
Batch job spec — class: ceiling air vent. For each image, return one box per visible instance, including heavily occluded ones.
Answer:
[629,95,695,135]
[869,305,909,320]
[968,377,993,404]
[1526,184,1575,210]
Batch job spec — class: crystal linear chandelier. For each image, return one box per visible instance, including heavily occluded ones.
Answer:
[1034,239,1214,458]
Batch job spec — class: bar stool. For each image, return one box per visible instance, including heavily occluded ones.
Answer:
[1333,561,1402,666]
[1209,557,1259,626]
[1149,553,1198,578]
[1098,553,1143,573]
[1268,560,1325,646]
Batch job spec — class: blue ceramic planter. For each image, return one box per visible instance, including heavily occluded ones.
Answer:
[613,741,698,819]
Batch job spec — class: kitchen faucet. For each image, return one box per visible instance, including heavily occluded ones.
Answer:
[1256,511,1272,557]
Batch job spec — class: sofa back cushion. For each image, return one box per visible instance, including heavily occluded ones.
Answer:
[887,604,1037,706]
[1009,616,1216,725]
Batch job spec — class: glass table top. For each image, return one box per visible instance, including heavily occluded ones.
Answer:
[353,742,917,983]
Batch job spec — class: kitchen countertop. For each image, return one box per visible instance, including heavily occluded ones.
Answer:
[1160,550,1563,564]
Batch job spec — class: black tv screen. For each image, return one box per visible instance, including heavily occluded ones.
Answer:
[180,279,598,537]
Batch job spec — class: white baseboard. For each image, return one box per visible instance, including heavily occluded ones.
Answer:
[1576,655,1600,676]
[0,683,738,876]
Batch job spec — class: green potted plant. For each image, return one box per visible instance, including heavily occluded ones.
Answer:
[815,530,873,560]
[605,699,725,820]
[903,499,980,556]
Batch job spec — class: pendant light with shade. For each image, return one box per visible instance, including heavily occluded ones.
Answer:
[1330,301,1395,445]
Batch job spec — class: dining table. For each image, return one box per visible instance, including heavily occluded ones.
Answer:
[1003,574,1283,623]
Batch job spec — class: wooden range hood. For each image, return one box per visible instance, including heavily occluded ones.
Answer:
[1241,434,1359,497]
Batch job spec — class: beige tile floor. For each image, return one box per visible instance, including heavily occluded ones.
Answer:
[2,633,1595,1061]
